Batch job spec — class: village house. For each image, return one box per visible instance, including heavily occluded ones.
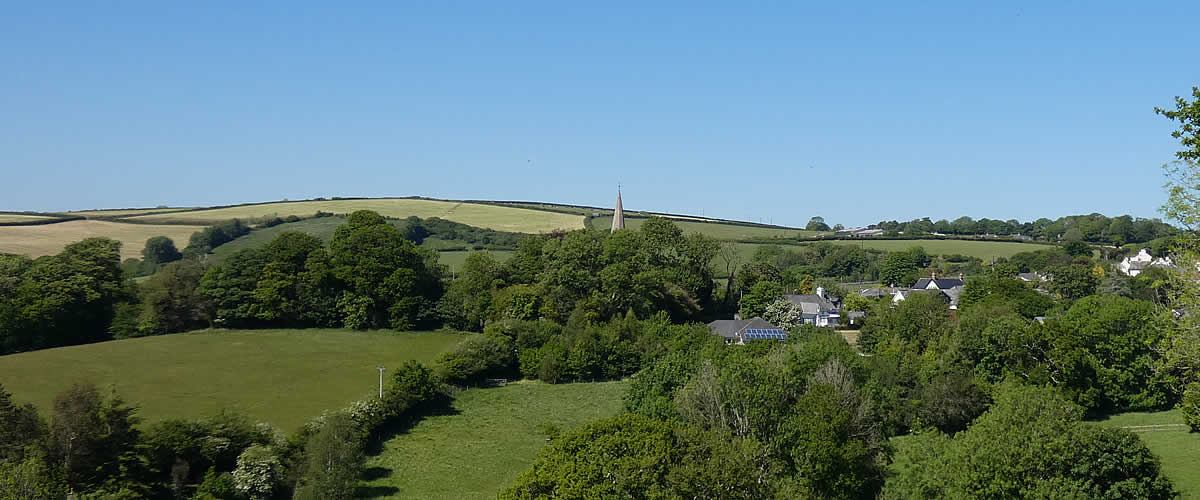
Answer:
[706,317,788,345]
[1118,248,1174,277]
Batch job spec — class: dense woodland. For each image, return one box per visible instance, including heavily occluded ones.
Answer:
[867,213,1177,245]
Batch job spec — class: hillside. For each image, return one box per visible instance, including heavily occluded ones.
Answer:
[0,329,466,431]
[0,219,205,260]
[360,381,628,499]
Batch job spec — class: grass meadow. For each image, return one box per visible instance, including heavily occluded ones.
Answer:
[0,220,205,260]
[360,380,628,499]
[0,329,467,431]
[126,199,585,233]
[0,214,60,223]
[589,215,823,240]
[68,207,195,217]
[1092,409,1200,498]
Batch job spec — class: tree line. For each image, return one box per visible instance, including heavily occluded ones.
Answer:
[867,213,1176,245]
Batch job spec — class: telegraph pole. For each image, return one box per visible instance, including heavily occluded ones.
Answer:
[377,366,385,399]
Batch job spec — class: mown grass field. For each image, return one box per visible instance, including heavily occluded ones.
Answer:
[589,215,823,240]
[437,249,514,274]
[0,214,60,223]
[1092,409,1200,498]
[360,380,627,499]
[126,199,585,233]
[0,329,466,431]
[68,207,195,217]
[0,220,205,260]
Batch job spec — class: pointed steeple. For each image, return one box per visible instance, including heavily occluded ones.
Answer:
[611,187,625,232]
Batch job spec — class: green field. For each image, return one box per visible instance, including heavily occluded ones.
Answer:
[0,219,206,260]
[207,217,514,273]
[589,215,823,240]
[0,329,466,431]
[1092,409,1200,498]
[125,199,584,234]
[437,249,514,274]
[0,214,60,223]
[728,238,1047,266]
[360,380,628,499]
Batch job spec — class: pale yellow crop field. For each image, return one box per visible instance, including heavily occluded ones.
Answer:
[69,208,195,217]
[128,199,585,233]
[0,220,204,260]
[0,214,58,223]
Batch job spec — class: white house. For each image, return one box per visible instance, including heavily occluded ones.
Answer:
[1118,249,1174,277]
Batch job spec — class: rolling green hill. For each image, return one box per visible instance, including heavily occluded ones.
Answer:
[0,329,467,431]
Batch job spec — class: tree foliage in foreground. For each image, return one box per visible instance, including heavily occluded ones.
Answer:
[500,413,772,500]
[884,384,1176,499]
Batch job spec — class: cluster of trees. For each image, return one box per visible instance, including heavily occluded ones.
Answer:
[870,213,1177,245]
[0,238,129,354]
[440,217,720,331]
[0,361,444,499]
[399,216,522,249]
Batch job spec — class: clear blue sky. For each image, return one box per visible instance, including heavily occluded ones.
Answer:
[2,2,1197,227]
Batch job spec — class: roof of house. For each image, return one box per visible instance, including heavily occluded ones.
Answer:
[706,317,780,339]
[857,287,891,298]
[1017,272,1042,282]
[913,278,965,290]
[783,294,837,314]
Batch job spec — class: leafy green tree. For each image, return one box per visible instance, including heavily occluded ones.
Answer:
[138,259,212,335]
[232,445,282,500]
[142,236,182,265]
[762,299,805,331]
[0,384,45,463]
[1048,263,1100,300]
[434,334,516,385]
[0,450,66,500]
[1062,239,1092,257]
[915,373,990,434]
[1181,382,1200,432]
[884,384,1175,499]
[49,382,145,493]
[735,262,781,292]
[806,216,831,232]
[500,414,772,499]
[738,281,785,319]
[294,413,365,500]
[1156,86,1200,162]
[200,249,267,328]
[329,210,444,329]
[878,247,930,287]
[859,292,952,353]
[441,251,505,330]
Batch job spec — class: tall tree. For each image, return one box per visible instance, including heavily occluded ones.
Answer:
[141,236,182,265]
[1155,86,1200,162]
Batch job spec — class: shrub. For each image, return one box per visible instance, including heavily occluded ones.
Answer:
[434,334,516,385]
[1183,382,1200,432]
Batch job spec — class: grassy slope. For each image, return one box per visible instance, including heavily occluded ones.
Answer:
[125,199,585,234]
[68,208,196,217]
[207,217,514,273]
[0,330,466,431]
[0,214,59,223]
[589,214,822,239]
[1092,409,1200,498]
[360,381,628,500]
[0,220,205,260]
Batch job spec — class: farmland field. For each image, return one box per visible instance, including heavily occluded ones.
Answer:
[0,214,59,223]
[126,199,585,233]
[360,380,628,499]
[728,238,1047,265]
[1092,409,1200,498]
[437,249,514,273]
[589,215,822,240]
[0,329,466,431]
[68,207,195,217]
[0,219,205,260]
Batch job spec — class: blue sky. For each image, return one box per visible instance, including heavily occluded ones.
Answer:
[2,2,1197,227]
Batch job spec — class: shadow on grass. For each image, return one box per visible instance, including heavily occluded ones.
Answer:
[355,485,400,498]
[357,397,462,499]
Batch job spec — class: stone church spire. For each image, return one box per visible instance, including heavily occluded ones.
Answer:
[611,187,625,232]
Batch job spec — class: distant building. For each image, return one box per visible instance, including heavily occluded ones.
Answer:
[784,288,841,327]
[611,188,626,232]
[912,273,965,290]
[1118,248,1174,277]
[707,317,787,345]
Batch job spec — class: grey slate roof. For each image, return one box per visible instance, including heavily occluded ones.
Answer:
[857,287,891,298]
[783,294,837,314]
[706,317,780,339]
[912,278,965,290]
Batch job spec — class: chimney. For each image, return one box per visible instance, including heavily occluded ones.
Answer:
[816,287,824,298]
[959,272,964,281]
[931,271,937,280]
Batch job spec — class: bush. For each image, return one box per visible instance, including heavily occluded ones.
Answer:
[1183,382,1200,432]
[434,334,516,385]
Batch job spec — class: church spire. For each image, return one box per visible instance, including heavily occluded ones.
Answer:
[611,187,625,232]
